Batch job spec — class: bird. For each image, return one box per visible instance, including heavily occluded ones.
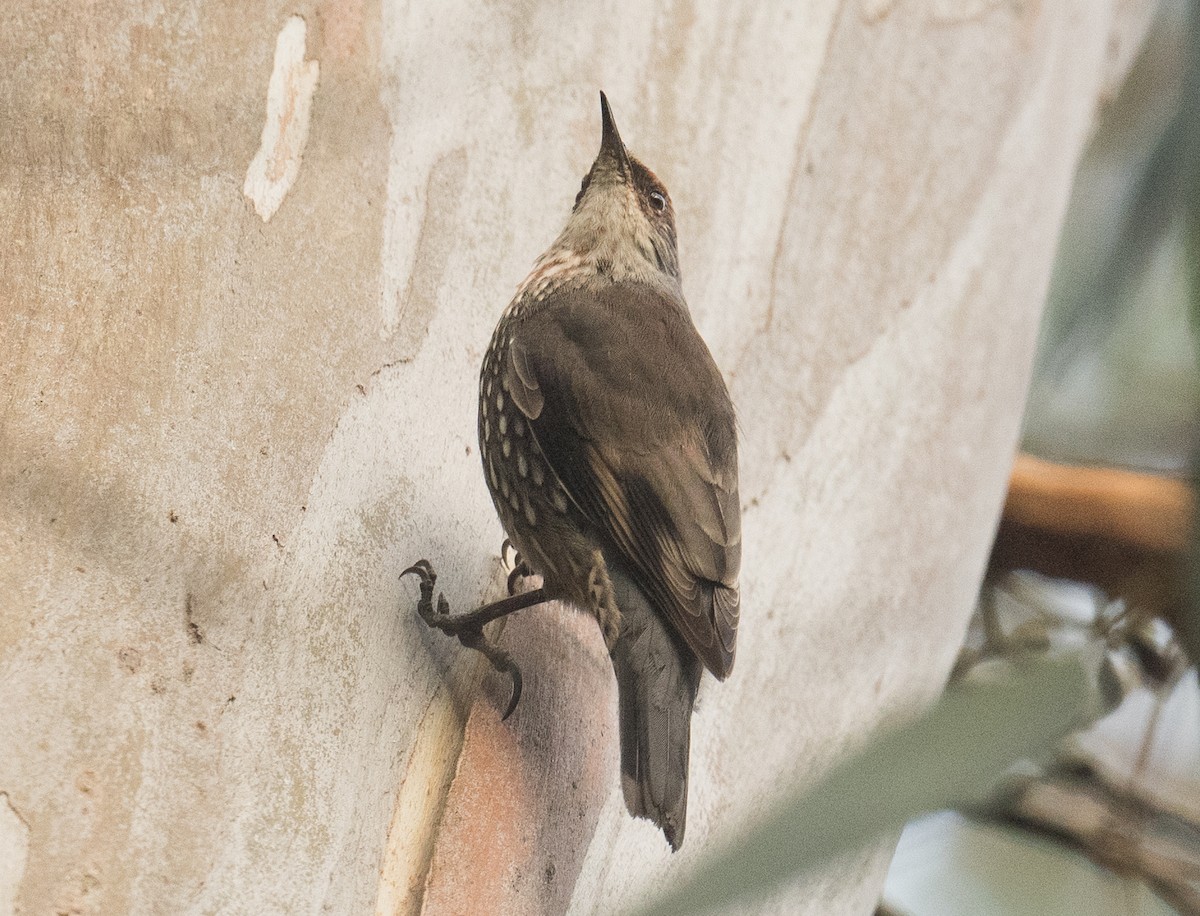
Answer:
[404,92,741,851]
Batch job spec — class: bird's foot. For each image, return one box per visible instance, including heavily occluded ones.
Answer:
[402,559,525,720]
[500,539,533,596]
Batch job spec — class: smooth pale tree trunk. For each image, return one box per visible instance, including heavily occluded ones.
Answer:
[0,1,1154,914]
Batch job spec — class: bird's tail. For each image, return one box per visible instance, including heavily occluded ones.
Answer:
[608,566,703,851]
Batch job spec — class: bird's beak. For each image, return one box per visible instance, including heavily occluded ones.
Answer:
[597,91,632,182]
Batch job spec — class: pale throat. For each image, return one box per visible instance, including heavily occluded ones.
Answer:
[514,203,663,306]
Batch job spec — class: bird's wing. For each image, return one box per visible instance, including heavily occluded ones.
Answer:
[503,281,741,678]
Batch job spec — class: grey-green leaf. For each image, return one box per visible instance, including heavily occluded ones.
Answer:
[635,653,1093,916]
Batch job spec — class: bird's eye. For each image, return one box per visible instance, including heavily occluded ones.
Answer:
[648,191,667,213]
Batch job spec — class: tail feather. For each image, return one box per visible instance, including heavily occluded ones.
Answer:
[609,566,703,850]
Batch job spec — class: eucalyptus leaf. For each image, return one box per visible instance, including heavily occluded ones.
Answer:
[634,654,1092,916]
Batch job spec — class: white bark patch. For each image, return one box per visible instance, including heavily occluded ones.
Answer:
[0,793,30,915]
[243,16,320,222]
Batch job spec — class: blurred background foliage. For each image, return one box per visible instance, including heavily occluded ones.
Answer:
[886,0,1200,910]
[1024,0,1199,473]
[643,1,1200,913]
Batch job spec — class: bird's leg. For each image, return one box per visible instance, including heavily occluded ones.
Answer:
[501,538,533,596]
[402,559,548,719]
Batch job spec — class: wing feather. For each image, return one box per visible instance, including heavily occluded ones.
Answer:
[503,281,741,678]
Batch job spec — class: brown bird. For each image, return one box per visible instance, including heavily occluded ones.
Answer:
[404,92,741,850]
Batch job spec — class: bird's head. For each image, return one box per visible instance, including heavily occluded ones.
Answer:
[553,93,680,283]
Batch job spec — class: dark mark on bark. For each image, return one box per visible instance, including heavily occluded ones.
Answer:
[1,792,31,831]
[185,593,204,645]
[369,359,405,379]
[117,647,142,674]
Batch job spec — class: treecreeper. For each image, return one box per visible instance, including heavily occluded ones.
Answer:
[403,92,741,850]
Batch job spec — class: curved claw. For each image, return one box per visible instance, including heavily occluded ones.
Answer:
[506,562,532,597]
[500,539,534,595]
[401,560,445,626]
[501,661,523,721]
[400,559,434,580]
[457,627,524,720]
